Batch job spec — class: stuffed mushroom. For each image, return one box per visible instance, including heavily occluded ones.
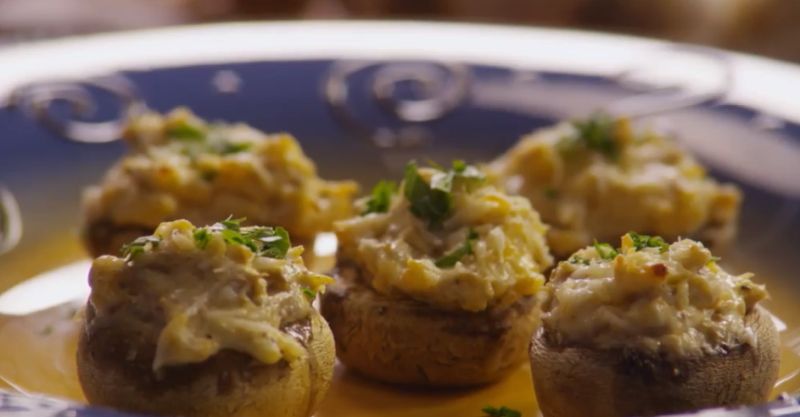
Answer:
[530,233,780,417]
[77,219,336,417]
[321,161,553,386]
[488,115,741,258]
[82,108,358,257]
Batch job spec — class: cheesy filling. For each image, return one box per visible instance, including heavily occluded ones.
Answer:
[488,115,741,257]
[83,108,358,242]
[336,162,553,312]
[541,234,768,357]
[86,219,333,370]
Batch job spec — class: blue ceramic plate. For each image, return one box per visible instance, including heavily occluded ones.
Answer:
[0,22,798,417]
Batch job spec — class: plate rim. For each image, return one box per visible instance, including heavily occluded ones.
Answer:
[1,21,800,122]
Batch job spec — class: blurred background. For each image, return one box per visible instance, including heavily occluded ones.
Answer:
[0,0,799,63]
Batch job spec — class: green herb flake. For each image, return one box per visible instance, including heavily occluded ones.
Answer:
[482,405,521,417]
[451,159,485,182]
[430,170,454,193]
[193,228,211,249]
[301,287,317,301]
[593,240,619,260]
[402,160,486,228]
[249,226,291,259]
[403,161,454,228]
[435,229,479,268]
[204,217,292,259]
[569,255,590,265]
[121,235,161,259]
[221,215,245,231]
[627,232,669,253]
[40,325,53,336]
[167,122,205,141]
[570,114,619,159]
[219,142,253,155]
[363,180,397,215]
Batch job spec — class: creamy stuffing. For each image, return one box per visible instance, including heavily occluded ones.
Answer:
[83,108,358,242]
[336,161,553,312]
[86,219,333,370]
[488,115,741,257]
[541,233,768,357]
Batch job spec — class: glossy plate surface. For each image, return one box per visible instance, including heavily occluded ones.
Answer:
[0,21,799,417]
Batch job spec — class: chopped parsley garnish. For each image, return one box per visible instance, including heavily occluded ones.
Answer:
[404,161,454,228]
[124,218,291,260]
[482,405,521,417]
[451,159,486,182]
[569,255,590,265]
[219,142,253,155]
[570,114,619,159]
[193,228,211,249]
[627,232,669,253]
[302,287,317,301]
[196,216,292,258]
[167,122,205,141]
[593,240,619,260]
[363,180,396,215]
[429,169,454,193]
[121,235,161,259]
[221,216,245,230]
[435,229,479,268]
[168,120,257,157]
[403,160,486,228]
[248,226,291,259]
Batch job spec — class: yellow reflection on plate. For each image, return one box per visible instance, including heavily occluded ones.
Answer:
[0,301,539,416]
[1,240,799,417]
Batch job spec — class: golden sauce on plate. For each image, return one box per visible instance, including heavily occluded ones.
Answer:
[0,236,798,417]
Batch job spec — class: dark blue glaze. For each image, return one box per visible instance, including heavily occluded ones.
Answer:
[0,57,799,417]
